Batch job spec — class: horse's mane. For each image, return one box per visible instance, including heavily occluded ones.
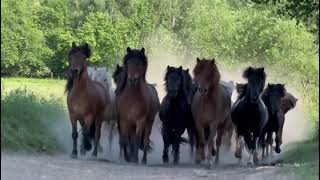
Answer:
[123,47,148,67]
[242,67,266,92]
[116,47,147,94]
[262,83,286,115]
[68,42,92,58]
[164,66,183,93]
[65,76,73,94]
[236,83,248,99]
[193,58,220,86]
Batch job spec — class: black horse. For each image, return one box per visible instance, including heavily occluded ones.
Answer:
[159,66,195,164]
[259,84,286,158]
[236,83,296,157]
[231,67,268,166]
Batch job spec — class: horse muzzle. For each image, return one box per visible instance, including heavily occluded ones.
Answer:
[70,68,80,79]
[198,87,208,96]
[128,77,138,86]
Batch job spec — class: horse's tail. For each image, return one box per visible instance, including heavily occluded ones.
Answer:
[139,129,153,153]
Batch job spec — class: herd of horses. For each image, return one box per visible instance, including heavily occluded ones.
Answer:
[65,42,298,168]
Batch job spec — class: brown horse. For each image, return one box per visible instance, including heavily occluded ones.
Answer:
[192,58,232,167]
[66,42,114,158]
[116,47,159,164]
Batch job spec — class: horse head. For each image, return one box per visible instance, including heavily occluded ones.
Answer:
[164,66,183,98]
[124,47,148,87]
[68,42,91,79]
[193,57,220,97]
[242,67,266,104]
[264,83,286,115]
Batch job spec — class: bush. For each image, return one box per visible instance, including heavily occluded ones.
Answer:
[1,89,66,154]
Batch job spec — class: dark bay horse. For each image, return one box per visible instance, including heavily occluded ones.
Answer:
[116,47,160,164]
[259,83,286,159]
[231,67,268,166]
[281,92,298,114]
[159,66,195,164]
[192,58,233,167]
[112,64,157,160]
[66,42,114,158]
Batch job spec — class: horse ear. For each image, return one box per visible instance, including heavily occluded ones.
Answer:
[83,43,92,58]
[140,47,145,54]
[243,66,253,79]
[196,57,200,63]
[72,42,76,48]
[211,58,215,63]
[127,47,132,53]
[167,65,170,70]
[116,64,120,68]
[178,66,182,71]
[186,68,189,73]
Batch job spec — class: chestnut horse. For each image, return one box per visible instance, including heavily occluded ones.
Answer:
[116,47,160,164]
[66,42,113,158]
[192,58,233,167]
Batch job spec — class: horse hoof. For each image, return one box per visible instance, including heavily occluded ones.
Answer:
[98,145,103,153]
[70,153,77,159]
[162,155,169,163]
[275,148,281,153]
[211,149,216,156]
[235,151,241,159]
[141,159,147,165]
[195,159,201,165]
[247,162,254,167]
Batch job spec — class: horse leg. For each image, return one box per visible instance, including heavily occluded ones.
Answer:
[238,135,245,166]
[92,120,102,157]
[141,122,152,164]
[214,128,223,166]
[187,127,195,159]
[266,131,273,162]
[82,115,94,152]
[162,128,170,163]
[173,131,181,164]
[275,120,284,154]
[70,115,78,159]
[235,134,241,158]
[253,135,259,165]
[195,123,205,164]
[119,123,130,162]
[78,119,86,156]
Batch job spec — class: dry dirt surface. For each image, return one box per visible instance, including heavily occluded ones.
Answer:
[1,118,302,180]
[1,153,299,180]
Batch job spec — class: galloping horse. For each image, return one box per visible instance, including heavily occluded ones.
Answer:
[192,58,233,167]
[231,67,268,166]
[259,83,286,159]
[159,66,195,164]
[116,47,160,164]
[66,42,114,158]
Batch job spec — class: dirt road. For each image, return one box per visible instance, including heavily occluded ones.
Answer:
[2,152,301,180]
[1,115,304,180]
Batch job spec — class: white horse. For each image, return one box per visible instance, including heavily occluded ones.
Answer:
[87,66,116,153]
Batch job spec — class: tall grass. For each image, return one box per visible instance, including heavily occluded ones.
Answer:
[1,88,67,154]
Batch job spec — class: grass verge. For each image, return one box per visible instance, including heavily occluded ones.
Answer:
[1,88,67,154]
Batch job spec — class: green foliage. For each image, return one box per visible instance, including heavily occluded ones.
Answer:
[1,88,66,154]
[1,0,52,77]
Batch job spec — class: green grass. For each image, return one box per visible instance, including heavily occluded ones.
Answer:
[280,139,319,179]
[1,77,66,101]
[1,88,67,154]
